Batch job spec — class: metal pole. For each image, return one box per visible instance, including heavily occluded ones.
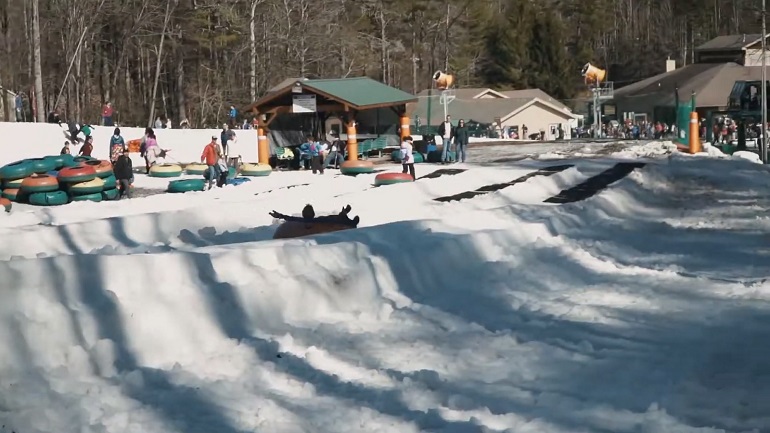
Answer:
[763,0,768,163]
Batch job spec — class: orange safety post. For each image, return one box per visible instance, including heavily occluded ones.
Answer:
[688,111,701,154]
[346,122,358,161]
[400,115,410,140]
[257,126,270,164]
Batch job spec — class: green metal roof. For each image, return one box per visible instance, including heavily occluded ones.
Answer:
[302,77,416,108]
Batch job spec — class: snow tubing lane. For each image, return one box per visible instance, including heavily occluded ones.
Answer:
[150,164,183,178]
[340,160,374,175]
[0,160,33,181]
[68,177,105,195]
[82,159,114,178]
[102,174,117,190]
[185,163,207,175]
[21,174,60,193]
[374,172,414,186]
[168,179,205,193]
[2,177,24,189]
[0,197,11,212]
[2,188,22,202]
[71,192,102,202]
[27,158,58,174]
[240,163,271,176]
[273,221,354,239]
[543,162,647,204]
[28,190,69,206]
[101,188,120,201]
[58,165,97,183]
[44,154,76,169]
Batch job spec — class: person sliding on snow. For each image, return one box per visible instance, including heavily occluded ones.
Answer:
[269,204,359,227]
[109,127,126,163]
[113,148,133,199]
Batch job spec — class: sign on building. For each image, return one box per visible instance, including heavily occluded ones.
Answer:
[292,94,317,113]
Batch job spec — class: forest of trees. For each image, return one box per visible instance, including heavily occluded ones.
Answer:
[0,0,766,127]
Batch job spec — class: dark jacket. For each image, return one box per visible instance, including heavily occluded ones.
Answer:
[454,126,469,145]
[114,155,133,180]
[438,121,454,139]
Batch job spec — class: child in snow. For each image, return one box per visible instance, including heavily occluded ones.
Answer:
[142,131,160,172]
[60,141,71,155]
[79,136,94,157]
[113,148,133,199]
[109,127,126,163]
[400,135,415,179]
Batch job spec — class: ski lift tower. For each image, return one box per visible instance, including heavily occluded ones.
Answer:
[581,63,613,138]
[433,71,456,120]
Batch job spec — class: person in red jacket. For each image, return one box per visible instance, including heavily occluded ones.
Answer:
[102,102,114,126]
[201,136,222,190]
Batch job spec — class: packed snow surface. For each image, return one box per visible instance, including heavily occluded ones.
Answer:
[1,135,770,433]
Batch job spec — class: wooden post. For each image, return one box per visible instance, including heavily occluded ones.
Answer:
[346,120,358,161]
[400,115,410,140]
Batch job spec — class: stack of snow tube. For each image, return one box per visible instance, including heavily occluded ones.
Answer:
[0,156,120,206]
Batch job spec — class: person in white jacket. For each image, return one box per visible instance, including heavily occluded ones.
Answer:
[400,135,415,179]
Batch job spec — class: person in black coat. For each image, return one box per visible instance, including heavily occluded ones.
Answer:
[113,148,134,199]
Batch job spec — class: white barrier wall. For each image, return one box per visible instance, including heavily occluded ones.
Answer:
[0,122,259,167]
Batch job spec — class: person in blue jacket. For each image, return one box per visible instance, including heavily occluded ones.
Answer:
[109,127,126,163]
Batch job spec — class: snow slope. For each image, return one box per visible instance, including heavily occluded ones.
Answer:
[2,137,770,433]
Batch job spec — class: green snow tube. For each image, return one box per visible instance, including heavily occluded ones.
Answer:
[71,192,103,202]
[0,160,33,180]
[168,179,206,193]
[28,190,69,206]
[101,188,120,201]
[240,163,271,177]
[44,154,76,169]
[185,163,207,175]
[26,158,58,174]
[102,174,117,190]
[392,151,424,163]
[149,163,183,178]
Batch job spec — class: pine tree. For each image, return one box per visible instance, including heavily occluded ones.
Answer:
[477,0,532,88]
[527,11,574,99]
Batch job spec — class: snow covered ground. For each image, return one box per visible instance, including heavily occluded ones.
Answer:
[2,136,770,433]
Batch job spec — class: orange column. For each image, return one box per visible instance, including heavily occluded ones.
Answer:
[257,125,269,164]
[400,115,410,140]
[346,122,358,161]
[688,111,701,154]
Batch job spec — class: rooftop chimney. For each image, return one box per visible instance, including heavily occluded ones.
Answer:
[666,57,676,73]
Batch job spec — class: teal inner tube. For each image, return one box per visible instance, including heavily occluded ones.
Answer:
[27,158,58,174]
[0,160,33,180]
[73,156,95,163]
[228,166,236,178]
[71,192,103,202]
[44,154,75,170]
[102,174,117,190]
[340,165,374,175]
[168,178,206,193]
[28,190,69,206]
[101,188,120,201]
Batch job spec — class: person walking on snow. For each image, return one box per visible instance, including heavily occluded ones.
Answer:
[142,131,161,173]
[109,127,126,163]
[401,135,415,179]
[201,136,223,190]
[220,124,235,160]
[113,148,133,199]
